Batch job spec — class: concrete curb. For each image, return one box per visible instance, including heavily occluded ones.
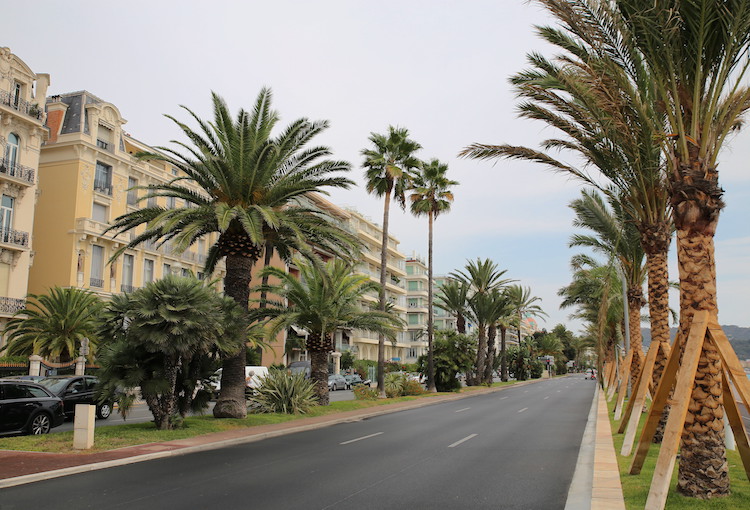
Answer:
[0,378,542,489]
[564,383,599,510]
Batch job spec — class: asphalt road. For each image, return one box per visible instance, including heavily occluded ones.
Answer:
[1,375,595,509]
[53,388,358,432]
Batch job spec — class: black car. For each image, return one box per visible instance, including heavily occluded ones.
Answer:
[0,380,65,435]
[37,375,113,420]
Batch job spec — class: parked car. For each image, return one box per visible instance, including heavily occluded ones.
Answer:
[0,375,46,383]
[344,374,368,388]
[209,366,270,398]
[37,375,113,419]
[328,374,347,391]
[288,360,311,379]
[0,380,65,436]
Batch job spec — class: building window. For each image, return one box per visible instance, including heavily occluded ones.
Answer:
[407,348,417,358]
[121,254,134,292]
[147,195,157,208]
[143,259,154,283]
[162,263,171,278]
[167,195,176,209]
[12,82,21,107]
[408,313,420,325]
[92,202,108,223]
[197,271,204,280]
[97,125,113,152]
[127,177,138,205]
[91,245,104,287]
[406,265,414,275]
[408,298,419,308]
[3,133,19,168]
[408,281,421,291]
[94,162,112,195]
[181,268,190,277]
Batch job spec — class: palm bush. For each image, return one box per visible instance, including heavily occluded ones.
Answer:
[251,370,316,414]
[384,372,407,398]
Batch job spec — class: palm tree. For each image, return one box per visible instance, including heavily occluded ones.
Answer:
[616,1,750,496]
[409,158,458,392]
[362,126,422,396]
[506,285,547,354]
[434,279,469,334]
[256,258,405,405]
[482,288,516,384]
[97,276,245,430]
[459,0,673,415]
[2,287,102,360]
[451,258,514,385]
[106,89,355,419]
[569,189,647,385]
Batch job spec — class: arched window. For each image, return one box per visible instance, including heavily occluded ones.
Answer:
[4,133,19,167]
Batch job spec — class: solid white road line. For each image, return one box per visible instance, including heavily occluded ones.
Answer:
[455,407,471,413]
[340,432,383,445]
[518,407,528,413]
[499,396,508,400]
[544,396,549,400]
[448,434,478,448]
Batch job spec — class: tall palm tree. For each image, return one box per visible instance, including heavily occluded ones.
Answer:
[481,288,516,384]
[506,285,548,354]
[459,0,673,416]
[409,158,458,392]
[434,279,469,334]
[452,258,514,385]
[362,126,422,396]
[616,1,750,496]
[2,287,103,360]
[490,289,517,382]
[107,89,354,418]
[569,189,647,384]
[256,258,404,405]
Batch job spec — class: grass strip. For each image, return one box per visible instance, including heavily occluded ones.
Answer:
[606,392,750,509]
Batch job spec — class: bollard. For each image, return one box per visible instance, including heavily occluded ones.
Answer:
[73,404,96,449]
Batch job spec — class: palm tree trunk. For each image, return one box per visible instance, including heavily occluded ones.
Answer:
[377,189,393,398]
[641,228,672,443]
[473,324,487,386]
[457,313,466,334]
[626,286,645,387]
[213,253,254,419]
[427,212,436,393]
[500,325,508,382]
[310,347,330,406]
[675,228,728,498]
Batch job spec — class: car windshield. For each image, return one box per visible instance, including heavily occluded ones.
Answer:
[37,378,72,394]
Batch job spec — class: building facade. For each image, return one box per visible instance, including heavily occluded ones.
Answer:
[0,48,49,348]
[342,209,408,362]
[29,91,221,301]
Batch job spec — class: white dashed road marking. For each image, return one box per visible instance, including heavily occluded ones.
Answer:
[340,432,383,445]
[448,434,478,448]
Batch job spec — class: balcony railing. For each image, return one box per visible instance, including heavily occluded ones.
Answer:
[0,296,25,314]
[121,284,136,293]
[126,191,139,205]
[93,178,112,196]
[90,277,104,288]
[96,139,113,152]
[0,158,35,185]
[0,90,44,120]
[0,228,29,248]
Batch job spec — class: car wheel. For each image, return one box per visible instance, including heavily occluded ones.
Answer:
[29,412,52,435]
[97,402,112,419]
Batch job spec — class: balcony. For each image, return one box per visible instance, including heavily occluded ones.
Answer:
[0,90,44,121]
[74,218,129,244]
[93,178,112,196]
[96,139,113,153]
[0,296,25,315]
[0,228,29,249]
[121,284,137,293]
[90,277,104,288]
[0,158,35,185]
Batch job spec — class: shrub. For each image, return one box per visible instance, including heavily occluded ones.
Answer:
[402,379,425,396]
[555,359,568,375]
[384,372,407,397]
[530,360,545,379]
[353,385,378,400]
[417,331,476,392]
[251,370,317,414]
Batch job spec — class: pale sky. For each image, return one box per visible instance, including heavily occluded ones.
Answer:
[6,1,750,333]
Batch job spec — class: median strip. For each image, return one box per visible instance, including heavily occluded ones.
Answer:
[339,432,383,445]
[448,434,477,448]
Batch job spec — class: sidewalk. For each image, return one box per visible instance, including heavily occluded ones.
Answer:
[0,377,626,510]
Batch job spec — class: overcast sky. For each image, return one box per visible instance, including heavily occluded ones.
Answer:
[6,1,750,333]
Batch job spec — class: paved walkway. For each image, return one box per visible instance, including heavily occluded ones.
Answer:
[0,377,627,509]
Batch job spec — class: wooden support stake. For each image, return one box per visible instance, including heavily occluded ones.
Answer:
[617,346,651,433]
[614,349,634,419]
[721,368,750,482]
[644,310,708,510]
[629,332,684,475]
[621,342,659,456]
[606,359,618,396]
[709,317,750,415]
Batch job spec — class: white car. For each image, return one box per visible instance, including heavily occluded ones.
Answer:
[209,366,269,394]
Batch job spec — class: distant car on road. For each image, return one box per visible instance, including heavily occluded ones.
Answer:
[585,369,597,380]
[0,380,65,435]
[328,374,347,391]
[37,375,113,419]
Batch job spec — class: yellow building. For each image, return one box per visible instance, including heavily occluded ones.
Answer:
[30,91,221,301]
[343,208,408,362]
[0,48,49,348]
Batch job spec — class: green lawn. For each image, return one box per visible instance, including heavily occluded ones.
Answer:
[607,394,750,509]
